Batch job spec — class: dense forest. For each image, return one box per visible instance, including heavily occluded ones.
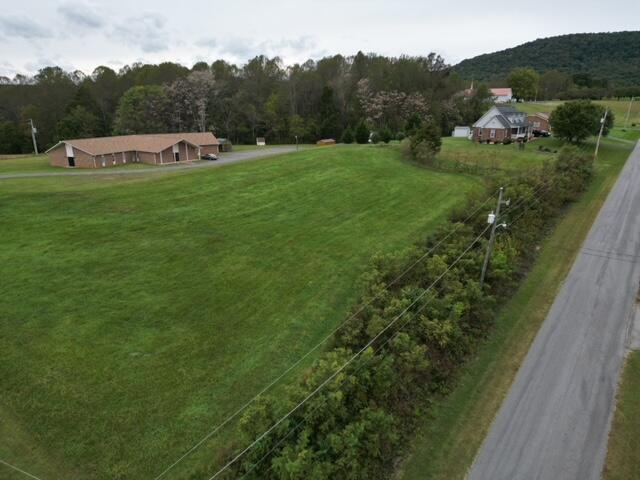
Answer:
[455,31,640,87]
[0,53,494,153]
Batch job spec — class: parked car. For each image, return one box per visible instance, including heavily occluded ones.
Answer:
[201,153,218,161]
[532,130,551,137]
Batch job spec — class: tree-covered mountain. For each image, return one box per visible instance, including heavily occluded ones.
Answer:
[454,31,640,86]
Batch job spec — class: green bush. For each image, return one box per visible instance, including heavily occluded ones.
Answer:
[355,121,370,144]
[380,127,393,144]
[341,127,354,144]
[409,119,442,165]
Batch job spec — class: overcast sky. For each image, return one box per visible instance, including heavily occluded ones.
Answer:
[1,0,638,78]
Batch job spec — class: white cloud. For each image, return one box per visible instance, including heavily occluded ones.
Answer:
[195,35,322,63]
[111,13,169,53]
[58,1,105,29]
[0,15,50,39]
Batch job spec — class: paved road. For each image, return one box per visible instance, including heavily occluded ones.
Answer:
[0,146,298,180]
[470,142,640,480]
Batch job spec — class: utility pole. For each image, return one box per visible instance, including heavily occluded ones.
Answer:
[28,119,38,155]
[480,187,504,288]
[625,97,634,128]
[594,108,608,160]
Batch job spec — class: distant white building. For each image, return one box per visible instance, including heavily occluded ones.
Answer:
[452,126,471,138]
[490,87,513,103]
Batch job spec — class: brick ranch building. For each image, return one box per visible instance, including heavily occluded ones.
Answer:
[46,132,220,168]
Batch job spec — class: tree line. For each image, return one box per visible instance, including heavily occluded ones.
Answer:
[503,66,640,102]
[0,53,493,154]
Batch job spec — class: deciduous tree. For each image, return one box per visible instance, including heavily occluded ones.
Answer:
[113,85,170,134]
[507,67,540,101]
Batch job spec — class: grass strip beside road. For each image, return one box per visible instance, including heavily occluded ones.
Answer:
[604,349,640,480]
[399,138,634,480]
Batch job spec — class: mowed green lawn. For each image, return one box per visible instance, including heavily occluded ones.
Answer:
[0,145,482,479]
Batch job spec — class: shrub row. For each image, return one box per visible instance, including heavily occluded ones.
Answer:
[207,146,594,480]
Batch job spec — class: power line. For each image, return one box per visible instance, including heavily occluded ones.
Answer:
[0,460,44,480]
[152,191,499,479]
[235,180,559,478]
[207,223,493,480]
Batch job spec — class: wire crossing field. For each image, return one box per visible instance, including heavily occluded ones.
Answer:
[0,145,482,479]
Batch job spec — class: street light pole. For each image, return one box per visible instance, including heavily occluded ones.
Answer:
[28,119,38,155]
[594,108,608,160]
[480,187,504,288]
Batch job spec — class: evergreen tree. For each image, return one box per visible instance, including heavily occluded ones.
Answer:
[340,126,354,144]
[355,121,369,144]
[409,119,442,164]
[380,126,393,143]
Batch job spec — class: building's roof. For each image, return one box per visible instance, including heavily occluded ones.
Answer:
[490,87,513,97]
[530,112,550,120]
[46,132,219,156]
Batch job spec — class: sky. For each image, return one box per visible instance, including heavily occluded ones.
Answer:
[0,0,638,78]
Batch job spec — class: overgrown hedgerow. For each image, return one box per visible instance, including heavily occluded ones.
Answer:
[209,146,594,480]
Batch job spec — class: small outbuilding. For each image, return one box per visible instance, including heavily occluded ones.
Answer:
[218,138,233,152]
[452,126,471,138]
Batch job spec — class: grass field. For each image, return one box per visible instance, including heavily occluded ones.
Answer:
[0,145,482,479]
[436,137,560,172]
[399,137,636,479]
[604,349,640,480]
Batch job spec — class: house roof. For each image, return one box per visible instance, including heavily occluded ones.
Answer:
[490,88,513,97]
[530,112,550,120]
[46,132,219,156]
[473,105,528,129]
